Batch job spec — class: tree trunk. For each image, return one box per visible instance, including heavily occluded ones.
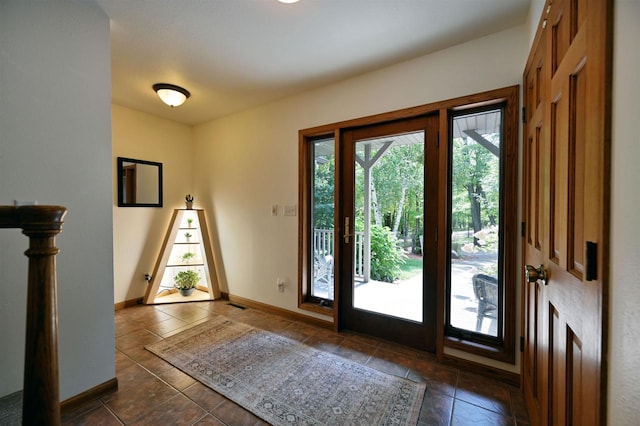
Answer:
[371,180,382,227]
[392,186,407,235]
[466,184,483,245]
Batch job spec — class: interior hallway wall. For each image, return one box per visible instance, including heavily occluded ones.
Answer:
[112,105,194,304]
[0,0,115,399]
[608,0,640,422]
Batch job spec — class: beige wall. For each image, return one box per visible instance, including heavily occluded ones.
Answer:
[0,0,114,400]
[112,105,194,303]
[609,0,640,422]
[192,25,527,373]
[526,0,546,46]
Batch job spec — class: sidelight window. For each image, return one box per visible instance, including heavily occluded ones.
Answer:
[444,94,518,363]
[447,108,503,339]
[310,136,336,302]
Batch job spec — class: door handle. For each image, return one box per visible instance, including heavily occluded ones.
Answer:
[343,216,354,244]
[525,264,547,285]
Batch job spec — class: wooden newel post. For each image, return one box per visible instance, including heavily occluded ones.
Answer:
[0,205,67,426]
[20,206,66,426]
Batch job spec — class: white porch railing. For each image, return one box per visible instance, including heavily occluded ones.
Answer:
[314,229,364,278]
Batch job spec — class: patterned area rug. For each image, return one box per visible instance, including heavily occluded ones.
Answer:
[146,316,425,425]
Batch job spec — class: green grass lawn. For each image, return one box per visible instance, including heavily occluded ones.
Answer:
[398,256,423,280]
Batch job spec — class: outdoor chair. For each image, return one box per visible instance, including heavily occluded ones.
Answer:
[314,254,334,298]
[472,273,498,332]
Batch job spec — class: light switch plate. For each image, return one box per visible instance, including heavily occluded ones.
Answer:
[284,204,297,216]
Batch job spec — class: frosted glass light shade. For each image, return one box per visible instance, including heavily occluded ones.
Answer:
[152,83,190,107]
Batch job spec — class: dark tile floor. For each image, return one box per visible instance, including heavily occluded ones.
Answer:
[60,300,530,425]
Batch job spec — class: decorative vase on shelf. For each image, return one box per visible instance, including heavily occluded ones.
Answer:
[185,194,194,210]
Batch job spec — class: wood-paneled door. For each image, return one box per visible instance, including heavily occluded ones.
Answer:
[522,0,611,424]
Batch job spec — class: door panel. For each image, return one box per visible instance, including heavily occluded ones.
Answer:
[568,64,587,278]
[550,92,568,266]
[351,133,424,322]
[548,304,562,425]
[522,0,610,424]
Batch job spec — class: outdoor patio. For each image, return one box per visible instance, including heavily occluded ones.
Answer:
[314,252,497,336]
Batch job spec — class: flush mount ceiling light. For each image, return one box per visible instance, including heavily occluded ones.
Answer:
[152,83,190,107]
[278,0,299,3]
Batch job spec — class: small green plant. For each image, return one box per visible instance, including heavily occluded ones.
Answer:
[184,232,192,240]
[181,252,196,263]
[187,218,193,227]
[370,225,406,283]
[173,270,199,290]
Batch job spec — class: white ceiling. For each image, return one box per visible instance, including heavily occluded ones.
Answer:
[91,0,531,126]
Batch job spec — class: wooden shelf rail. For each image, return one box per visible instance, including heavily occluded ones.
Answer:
[0,205,67,426]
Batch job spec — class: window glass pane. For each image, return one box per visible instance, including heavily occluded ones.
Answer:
[311,137,335,300]
[352,132,424,322]
[449,109,502,337]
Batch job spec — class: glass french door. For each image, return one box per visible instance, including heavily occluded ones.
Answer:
[338,115,439,351]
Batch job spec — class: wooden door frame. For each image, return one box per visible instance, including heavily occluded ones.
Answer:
[122,164,137,204]
[298,86,520,364]
[441,96,520,364]
[337,115,438,351]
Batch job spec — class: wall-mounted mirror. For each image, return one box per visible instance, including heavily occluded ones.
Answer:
[117,157,163,207]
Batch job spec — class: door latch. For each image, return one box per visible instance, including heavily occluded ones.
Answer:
[525,264,547,285]
[343,216,354,244]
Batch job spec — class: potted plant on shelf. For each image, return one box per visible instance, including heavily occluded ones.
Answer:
[187,218,193,228]
[184,232,192,242]
[181,252,196,264]
[174,270,199,296]
[185,194,194,209]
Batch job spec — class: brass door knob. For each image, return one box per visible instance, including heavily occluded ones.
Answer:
[525,264,547,284]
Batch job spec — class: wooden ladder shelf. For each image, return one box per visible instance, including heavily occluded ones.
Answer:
[143,209,221,304]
